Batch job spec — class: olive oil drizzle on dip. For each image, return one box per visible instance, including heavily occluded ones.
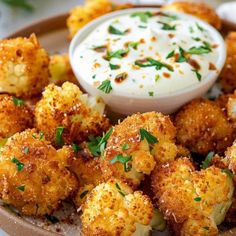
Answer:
[74,10,219,97]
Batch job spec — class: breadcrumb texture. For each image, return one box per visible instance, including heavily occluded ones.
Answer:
[175,98,234,155]
[162,1,221,30]
[67,0,132,39]
[220,32,236,93]
[34,82,110,146]
[151,158,234,236]
[0,34,49,98]
[0,129,78,216]
[49,54,78,86]
[0,94,33,139]
[81,178,153,236]
[101,112,177,189]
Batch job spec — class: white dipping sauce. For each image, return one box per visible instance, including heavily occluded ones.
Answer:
[73,10,220,97]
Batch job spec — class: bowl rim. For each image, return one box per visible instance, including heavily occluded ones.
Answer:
[69,7,226,100]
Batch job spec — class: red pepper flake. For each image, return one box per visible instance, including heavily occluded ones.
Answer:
[209,62,216,70]
[140,38,146,44]
[163,72,171,78]
[93,63,101,68]
[151,36,157,42]
[168,33,175,39]
[115,72,128,83]
[212,44,219,49]
[188,58,201,70]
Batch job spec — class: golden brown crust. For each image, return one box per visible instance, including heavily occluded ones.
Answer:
[0,129,78,216]
[0,34,49,98]
[34,82,110,146]
[151,158,234,236]
[0,94,33,139]
[175,98,234,155]
[162,1,221,30]
[101,112,177,189]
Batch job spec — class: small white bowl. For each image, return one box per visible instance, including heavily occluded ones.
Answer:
[69,8,226,115]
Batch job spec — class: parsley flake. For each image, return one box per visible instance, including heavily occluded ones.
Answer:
[110,154,132,172]
[221,168,234,178]
[39,131,44,140]
[16,185,25,192]
[72,143,80,153]
[149,91,154,97]
[109,63,120,70]
[122,143,129,150]
[55,127,64,146]
[203,226,209,230]
[194,197,202,202]
[188,44,212,55]
[196,22,204,32]
[166,50,175,59]
[131,11,153,23]
[97,80,112,94]
[158,21,176,30]
[92,45,107,52]
[23,147,29,154]
[192,69,202,81]
[201,151,214,169]
[128,41,140,50]
[104,48,129,61]
[80,190,89,199]
[12,96,24,107]
[115,183,125,197]
[45,215,59,224]
[108,25,128,35]
[140,128,158,145]
[12,157,24,172]
[176,47,187,63]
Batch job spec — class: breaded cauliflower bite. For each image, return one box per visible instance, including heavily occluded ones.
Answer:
[49,54,78,86]
[151,158,234,236]
[0,129,78,216]
[220,32,236,93]
[162,1,221,30]
[34,82,110,146]
[175,98,234,155]
[67,0,132,39]
[0,34,49,98]
[101,112,177,189]
[0,94,33,140]
[81,178,154,236]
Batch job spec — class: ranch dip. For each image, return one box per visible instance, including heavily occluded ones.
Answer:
[73,10,220,97]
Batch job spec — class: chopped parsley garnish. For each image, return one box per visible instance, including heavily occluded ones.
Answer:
[104,48,129,61]
[158,21,176,30]
[109,63,120,70]
[188,42,212,55]
[155,74,160,82]
[192,37,201,42]
[203,226,209,230]
[201,151,214,169]
[196,22,204,32]
[194,197,202,202]
[92,74,96,79]
[128,41,140,50]
[45,215,59,224]
[80,190,89,199]
[189,26,194,33]
[88,128,113,156]
[149,91,154,97]
[97,80,112,94]
[16,185,25,192]
[140,128,158,145]
[166,50,175,59]
[135,58,173,72]
[115,183,125,197]
[92,45,107,52]
[192,69,202,81]
[138,25,147,29]
[110,154,132,172]
[72,143,80,153]
[131,11,153,23]
[11,157,24,172]
[221,168,234,178]
[122,143,129,151]
[161,13,178,21]
[39,131,44,140]
[12,96,24,107]
[55,126,64,146]
[2,0,33,12]
[108,25,128,35]
[176,47,187,63]
[23,147,29,154]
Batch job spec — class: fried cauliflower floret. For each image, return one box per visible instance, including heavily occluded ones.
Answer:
[0,34,49,98]
[67,0,132,39]
[220,32,236,93]
[49,54,78,86]
[0,129,78,216]
[162,1,221,30]
[0,94,33,140]
[175,98,234,155]
[81,178,153,236]
[101,112,177,189]
[151,158,234,236]
[34,82,110,146]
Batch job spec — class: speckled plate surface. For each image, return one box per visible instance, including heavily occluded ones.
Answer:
[1,6,236,236]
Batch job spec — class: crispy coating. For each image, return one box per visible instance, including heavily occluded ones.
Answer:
[0,34,49,98]
[49,54,78,86]
[151,158,234,236]
[67,0,132,39]
[0,129,78,216]
[162,1,221,30]
[175,98,234,155]
[220,32,236,93]
[101,112,177,189]
[34,82,110,146]
[0,94,33,139]
[81,178,153,236]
